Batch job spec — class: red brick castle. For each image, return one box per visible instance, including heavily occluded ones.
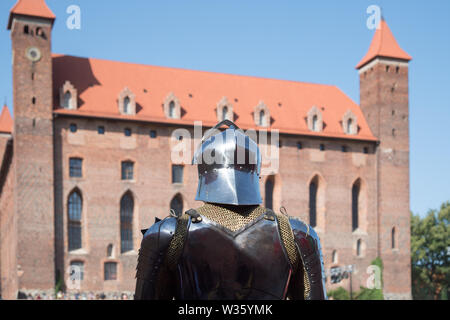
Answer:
[0,0,412,299]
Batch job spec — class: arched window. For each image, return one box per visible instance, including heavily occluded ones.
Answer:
[392,227,396,249]
[352,180,360,231]
[312,115,318,132]
[265,176,274,210]
[222,106,228,121]
[170,194,183,217]
[107,244,114,258]
[347,118,353,134]
[24,25,29,34]
[169,101,176,118]
[332,250,338,264]
[123,97,130,114]
[259,110,266,126]
[356,239,362,256]
[68,190,82,251]
[309,179,318,227]
[120,193,134,253]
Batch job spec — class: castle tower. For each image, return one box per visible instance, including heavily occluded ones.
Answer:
[356,18,412,299]
[8,0,56,293]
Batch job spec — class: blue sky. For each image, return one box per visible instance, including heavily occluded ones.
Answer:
[0,0,449,216]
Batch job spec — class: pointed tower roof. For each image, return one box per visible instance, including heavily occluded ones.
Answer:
[0,105,13,134]
[8,0,55,30]
[356,18,412,69]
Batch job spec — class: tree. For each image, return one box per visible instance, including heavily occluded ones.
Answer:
[411,202,450,300]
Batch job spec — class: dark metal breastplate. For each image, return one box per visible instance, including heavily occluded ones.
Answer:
[174,212,293,300]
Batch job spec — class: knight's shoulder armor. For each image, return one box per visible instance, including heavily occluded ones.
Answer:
[288,217,320,242]
[142,216,178,248]
[288,216,327,300]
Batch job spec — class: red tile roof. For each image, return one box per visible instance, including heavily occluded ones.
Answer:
[52,54,377,142]
[356,19,412,69]
[8,0,55,30]
[0,105,13,134]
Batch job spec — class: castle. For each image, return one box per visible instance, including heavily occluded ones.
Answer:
[0,0,412,299]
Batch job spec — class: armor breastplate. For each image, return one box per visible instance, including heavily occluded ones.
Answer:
[174,211,293,300]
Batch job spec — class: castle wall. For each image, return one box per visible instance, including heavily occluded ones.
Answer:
[0,136,18,299]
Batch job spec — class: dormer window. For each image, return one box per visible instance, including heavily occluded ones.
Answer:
[307,106,323,132]
[163,93,181,119]
[312,115,318,132]
[169,101,176,118]
[259,110,266,126]
[216,97,233,122]
[123,97,131,114]
[60,81,78,110]
[254,101,270,127]
[342,110,358,135]
[63,91,72,109]
[118,87,136,115]
[222,106,228,120]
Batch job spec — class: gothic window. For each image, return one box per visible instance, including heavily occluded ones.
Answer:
[356,239,362,257]
[164,93,181,119]
[217,97,233,122]
[123,97,131,114]
[36,27,46,39]
[104,262,117,280]
[352,180,360,232]
[63,91,72,109]
[121,161,134,180]
[309,179,318,228]
[107,244,114,258]
[169,101,176,118]
[69,158,83,178]
[68,190,82,251]
[170,194,183,217]
[332,250,338,264]
[343,110,357,135]
[312,115,318,132]
[60,81,77,109]
[254,101,270,127]
[120,192,134,253]
[307,106,323,132]
[118,87,136,115]
[347,118,353,134]
[222,106,229,121]
[259,110,266,127]
[265,176,274,210]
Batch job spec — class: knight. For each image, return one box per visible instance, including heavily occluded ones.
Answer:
[134,120,327,300]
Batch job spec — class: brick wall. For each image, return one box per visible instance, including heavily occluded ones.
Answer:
[11,16,56,291]
[0,135,18,299]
